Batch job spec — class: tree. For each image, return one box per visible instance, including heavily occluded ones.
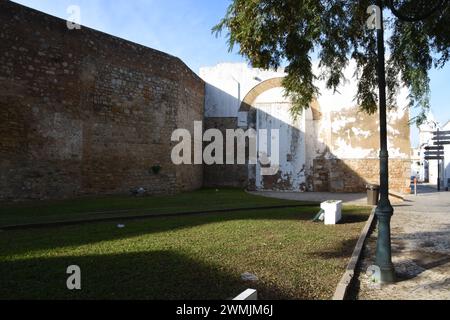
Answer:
[213,0,450,124]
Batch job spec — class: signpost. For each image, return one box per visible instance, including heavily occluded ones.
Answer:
[434,141,450,145]
[433,130,450,135]
[432,137,450,141]
[424,146,444,160]
[426,130,450,191]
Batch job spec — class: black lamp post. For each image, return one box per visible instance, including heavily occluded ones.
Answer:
[373,0,396,284]
[370,0,449,283]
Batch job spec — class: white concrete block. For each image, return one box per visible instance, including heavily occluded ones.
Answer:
[320,200,343,225]
[233,289,258,301]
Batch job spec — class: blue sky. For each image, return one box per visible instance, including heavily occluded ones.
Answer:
[11,0,450,147]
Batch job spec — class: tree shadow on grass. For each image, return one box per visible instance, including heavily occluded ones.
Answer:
[306,237,360,260]
[0,207,370,300]
[0,250,295,300]
[339,213,369,224]
[0,188,317,227]
[0,208,370,257]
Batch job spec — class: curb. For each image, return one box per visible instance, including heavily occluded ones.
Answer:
[389,191,405,202]
[332,207,377,300]
[0,203,318,231]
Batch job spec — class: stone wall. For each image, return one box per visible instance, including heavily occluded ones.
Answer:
[313,159,411,194]
[203,117,249,188]
[0,1,204,200]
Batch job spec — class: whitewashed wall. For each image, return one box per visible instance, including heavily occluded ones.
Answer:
[200,62,411,192]
[200,62,410,158]
[200,63,286,127]
[418,116,450,187]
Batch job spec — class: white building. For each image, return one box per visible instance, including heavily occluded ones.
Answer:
[442,121,450,189]
[410,148,421,179]
[416,114,450,188]
[200,62,412,194]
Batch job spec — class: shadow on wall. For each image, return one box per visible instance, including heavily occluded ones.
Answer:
[203,83,410,194]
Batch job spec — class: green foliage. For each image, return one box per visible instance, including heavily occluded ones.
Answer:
[213,0,450,125]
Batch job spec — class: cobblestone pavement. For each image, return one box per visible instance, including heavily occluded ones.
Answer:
[356,188,450,300]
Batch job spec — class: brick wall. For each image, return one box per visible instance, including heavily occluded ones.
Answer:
[203,118,249,188]
[313,158,411,194]
[0,1,204,200]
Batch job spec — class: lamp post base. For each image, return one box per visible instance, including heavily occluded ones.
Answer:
[378,266,396,284]
[368,264,396,284]
[374,204,396,284]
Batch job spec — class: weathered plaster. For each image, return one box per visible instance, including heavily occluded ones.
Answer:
[200,60,412,194]
[255,102,306,191]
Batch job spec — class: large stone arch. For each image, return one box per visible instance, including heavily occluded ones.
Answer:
[240,76,323,192]
[239,77,322,120]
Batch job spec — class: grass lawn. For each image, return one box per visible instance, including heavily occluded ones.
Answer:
[0,189,371,300]
[0,188,314,227]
